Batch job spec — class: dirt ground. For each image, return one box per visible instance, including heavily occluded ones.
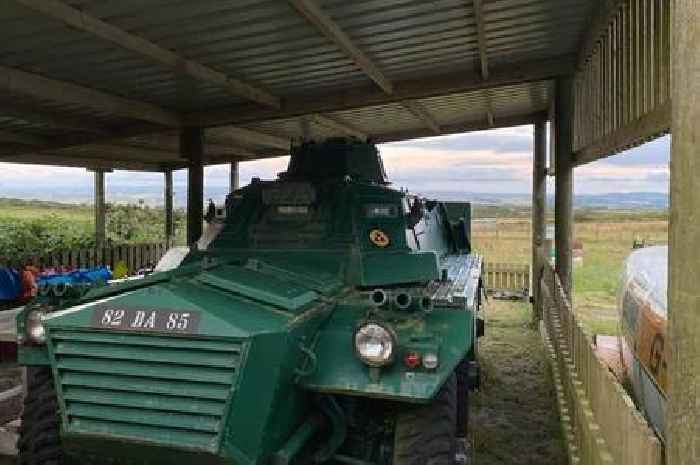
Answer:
[470,300,567,465]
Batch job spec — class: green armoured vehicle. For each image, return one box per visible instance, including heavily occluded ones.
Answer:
[17,139,483,465]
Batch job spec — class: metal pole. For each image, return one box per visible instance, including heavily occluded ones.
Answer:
[531,120,547,321]
[230,161,240,193]
[93,169,106,250]
[181,128,204,246]
[164,169,173,246]
[554,77,574,299]
[667,1,699,463]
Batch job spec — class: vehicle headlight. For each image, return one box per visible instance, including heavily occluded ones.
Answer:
[25,310,46,344]
[354,322,395,367]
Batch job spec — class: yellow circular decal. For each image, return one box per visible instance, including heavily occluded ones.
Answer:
[369,228,391,248]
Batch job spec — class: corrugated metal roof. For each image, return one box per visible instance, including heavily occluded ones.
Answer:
[0,0,594,168]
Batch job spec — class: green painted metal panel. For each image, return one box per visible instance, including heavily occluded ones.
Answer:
[61,372,231,401]
[359,251,440,286]
[66,403,221,433]
[68,418,218,451]
[62,387,225,416]
[56,358,233,384]
[197,266,318,312]
[54,340,240,368]
[301,306,473,402]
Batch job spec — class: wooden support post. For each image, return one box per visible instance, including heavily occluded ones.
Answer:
[164,169,174,246]
[182,128,204,246]
[92,168,107,250]
[667,1,700,464]
[230,161,240,193]
[532,120,547,322]
[554,77,574,299]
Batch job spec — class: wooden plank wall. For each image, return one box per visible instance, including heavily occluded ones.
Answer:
[539,253,663,465]
[18,242,169,275]
[573,0,671,165]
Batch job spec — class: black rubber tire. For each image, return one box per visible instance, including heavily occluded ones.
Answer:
[455,360,470,438]
[18,367,64,465]
[392,374,457,465]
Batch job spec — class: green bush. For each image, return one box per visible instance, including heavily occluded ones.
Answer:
[0,203,186,265]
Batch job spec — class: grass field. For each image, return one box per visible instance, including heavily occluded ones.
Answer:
[0,199,93,225]
[473,214,668,335]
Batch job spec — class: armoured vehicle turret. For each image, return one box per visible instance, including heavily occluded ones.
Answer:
[17,139,483,465]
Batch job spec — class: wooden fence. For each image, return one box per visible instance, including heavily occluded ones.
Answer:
[483,262,530,299]
[16,242,170,275]
[539,251,663,465]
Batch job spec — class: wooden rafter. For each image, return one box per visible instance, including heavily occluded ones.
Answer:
[15,0,280,108]
[287,0,393,94]
[288,0,446,135]
[186,57,574,127]
[208,127,289,150]
[0,130,48,146]
[373,112,545,144]
[401,100,441,135]
[4,153,178,171]
[0,64,181,127]
[472,0,496,127]
[472,0,490,80]
[308,114,366,139]
[0,101,108,134]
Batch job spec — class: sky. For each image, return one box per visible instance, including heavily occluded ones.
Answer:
[0,125,670,206]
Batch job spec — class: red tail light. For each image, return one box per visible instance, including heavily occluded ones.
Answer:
[403,351,421,369]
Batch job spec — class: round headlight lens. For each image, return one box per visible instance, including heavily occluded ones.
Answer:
[26,310,46,344]
[354,322,395,367]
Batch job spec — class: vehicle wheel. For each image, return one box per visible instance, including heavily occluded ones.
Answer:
[393,374,457,465]
[455,360,470,438]
[18,367,63,465]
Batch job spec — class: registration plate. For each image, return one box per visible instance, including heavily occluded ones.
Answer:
[90,307,201,334]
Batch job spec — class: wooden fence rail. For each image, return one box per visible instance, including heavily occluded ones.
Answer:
[539,251,663,465]
[483,262,530,299]
[12,242,170,276]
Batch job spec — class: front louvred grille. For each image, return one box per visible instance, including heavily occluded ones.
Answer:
[49,330,243,452]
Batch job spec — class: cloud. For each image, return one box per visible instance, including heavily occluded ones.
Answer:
[0,129,670,202]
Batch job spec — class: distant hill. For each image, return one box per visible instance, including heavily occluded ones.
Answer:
[426,191,668,210]
[0,189,668,211]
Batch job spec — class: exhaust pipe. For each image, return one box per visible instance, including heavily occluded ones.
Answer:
[394,292,412,310]
[369,289,388,307]
[419,295,434,313]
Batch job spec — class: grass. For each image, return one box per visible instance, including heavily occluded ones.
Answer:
[0,198,93,225]
[471,300,567,465]
[473,216,668,336]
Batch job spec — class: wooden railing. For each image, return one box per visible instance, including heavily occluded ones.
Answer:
[483,262,530,299]
[15,242,170,275]
[538,252,663,465]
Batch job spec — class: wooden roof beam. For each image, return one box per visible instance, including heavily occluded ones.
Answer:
[207,127,290,150]
[309,114,367,139]
[401,100,441,135]
[0,64,181,127]
[472,0,496,128]
[373,112,545,144]
[472,0,490,80]
[3,153,178,171]
[0,101,109,134]
[0,130,48,146]
[186,56,575,128]
[15,0,279,108]
[287,0,393,94]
